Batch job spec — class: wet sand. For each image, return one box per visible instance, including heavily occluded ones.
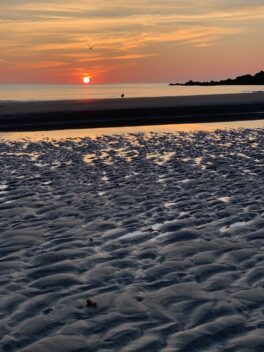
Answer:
[1,128,264,351]
[1,92,264,131]
[2,119,264,142]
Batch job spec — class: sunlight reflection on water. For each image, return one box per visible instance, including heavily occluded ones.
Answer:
[1,120,264,142]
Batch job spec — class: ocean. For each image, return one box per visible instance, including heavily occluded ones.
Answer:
[0,83,263,102]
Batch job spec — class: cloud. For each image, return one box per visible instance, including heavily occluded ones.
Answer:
[19,61,69,69]
[1,0,264,21]
[0,0,263,82]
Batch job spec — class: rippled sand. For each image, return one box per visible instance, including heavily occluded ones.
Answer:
[1,129,264,351]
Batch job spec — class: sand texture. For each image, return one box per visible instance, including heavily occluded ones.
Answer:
[1,92,264,131]
[1,128,264,351]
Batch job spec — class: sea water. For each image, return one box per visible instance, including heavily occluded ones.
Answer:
[0,83,263,102]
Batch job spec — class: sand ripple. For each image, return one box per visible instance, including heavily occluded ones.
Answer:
[1,129,264,351]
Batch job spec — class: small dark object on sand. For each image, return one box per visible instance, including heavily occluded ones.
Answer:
[121,93,125,98]
[143,227,153,232]
[86,299,97,308]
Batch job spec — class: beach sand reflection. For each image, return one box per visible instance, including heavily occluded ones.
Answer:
[1,120,264,142]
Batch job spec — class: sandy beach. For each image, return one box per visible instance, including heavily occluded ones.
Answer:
[1,127,264,351]
[1,0,264,349]
[1,92,264,131]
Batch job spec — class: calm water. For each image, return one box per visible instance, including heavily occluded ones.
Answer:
[0,83,264,102]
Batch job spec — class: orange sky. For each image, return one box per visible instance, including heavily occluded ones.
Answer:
[0,0,263,84]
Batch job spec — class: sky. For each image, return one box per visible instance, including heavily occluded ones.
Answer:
[0,0,263,84]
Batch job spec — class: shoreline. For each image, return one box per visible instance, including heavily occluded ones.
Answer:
[1,92,264,132]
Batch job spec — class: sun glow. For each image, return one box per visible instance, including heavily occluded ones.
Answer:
[83,76,90,84]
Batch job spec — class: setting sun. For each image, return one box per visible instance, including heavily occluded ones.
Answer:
[83,76,90,84]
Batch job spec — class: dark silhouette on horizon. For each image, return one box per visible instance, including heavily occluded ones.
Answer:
[169,70,264,86]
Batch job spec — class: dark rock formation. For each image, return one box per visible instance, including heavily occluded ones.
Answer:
[169,71,264,86]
